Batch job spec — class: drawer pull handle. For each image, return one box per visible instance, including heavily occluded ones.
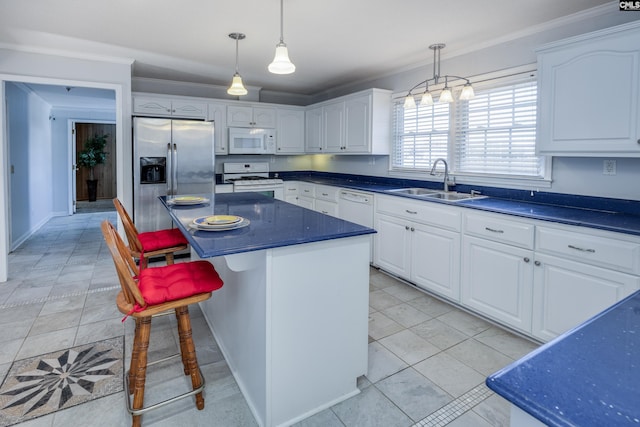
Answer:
[322,193,329,196]
[568,244,595,253]
[485,227,504,234]
[405,210,418,214]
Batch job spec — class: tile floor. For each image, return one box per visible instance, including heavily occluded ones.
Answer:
[0,210,540,426]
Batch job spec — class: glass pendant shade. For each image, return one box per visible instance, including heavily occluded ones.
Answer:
[227,73,248,96]
[268,43,296,74]
[420,91,434,106]
[459,84,475,100]
[439,88,454,103]
[403,94,416,109]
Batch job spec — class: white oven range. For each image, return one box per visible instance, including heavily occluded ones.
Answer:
[223,162,284,199]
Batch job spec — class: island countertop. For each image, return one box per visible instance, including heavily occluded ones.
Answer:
[161,192,376,259]
[486,290,640,427]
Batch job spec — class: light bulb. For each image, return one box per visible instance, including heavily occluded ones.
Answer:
[439,88,453,103]
[420,92,433,106]
[403,94,416,109]
[459,84,475,100]
[268,43,296,74]
[227,73,248,96]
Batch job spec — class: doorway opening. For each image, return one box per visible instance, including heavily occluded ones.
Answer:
[73,122,117,214]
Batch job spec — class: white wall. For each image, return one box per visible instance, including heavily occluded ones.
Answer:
[0,48,132,282]
[5,83,53,249]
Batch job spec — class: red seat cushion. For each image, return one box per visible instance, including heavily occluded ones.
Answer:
[138,228,188,252]
[138,261,223,305]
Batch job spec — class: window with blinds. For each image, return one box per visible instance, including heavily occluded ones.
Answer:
[392,102,450,170]
[392,77,545,180]
[454,81,542,177]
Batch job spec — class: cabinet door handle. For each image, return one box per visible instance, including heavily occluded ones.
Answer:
[410,227,415,232]
[523,257,530,263]
[485,227,504,234]
[405,225,410,230]
[568,244,595,253]
[405,210,418,214]
[534,260,541,266]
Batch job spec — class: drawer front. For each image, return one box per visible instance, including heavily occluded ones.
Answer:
[536,226,640,274]
[376,195,461,231]
[298,183,315,198]
[464,212,534,249]
[283,181,299,195]
[315,199,339,217]
[315,185,340,202]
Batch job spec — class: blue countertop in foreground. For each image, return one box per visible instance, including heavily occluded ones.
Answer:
[161,192,376,259]
[486,290,640,427]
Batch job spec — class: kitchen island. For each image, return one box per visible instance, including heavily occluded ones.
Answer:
[486,290,640,427]
[161,193,375,427]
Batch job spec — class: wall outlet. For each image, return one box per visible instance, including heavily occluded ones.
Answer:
[603,159,616,175]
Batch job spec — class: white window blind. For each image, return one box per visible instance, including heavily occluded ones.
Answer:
[454,81,543,177]
[392,102,450,170]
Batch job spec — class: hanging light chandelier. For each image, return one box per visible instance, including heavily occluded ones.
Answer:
[227,32,248,96]
[268,0,295,74]
[403,43,474,109]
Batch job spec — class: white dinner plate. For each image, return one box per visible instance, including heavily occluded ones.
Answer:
[170,196,209,205]
[190,216,250,231]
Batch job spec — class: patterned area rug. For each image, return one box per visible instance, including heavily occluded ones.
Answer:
[0,337,124,426]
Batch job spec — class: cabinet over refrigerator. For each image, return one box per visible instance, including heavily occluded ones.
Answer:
[133,117,215,232]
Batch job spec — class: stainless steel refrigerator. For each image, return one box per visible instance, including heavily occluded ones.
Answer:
[133,117,215,233]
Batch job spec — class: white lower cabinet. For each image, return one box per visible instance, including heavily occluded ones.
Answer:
[461,212,535,333]
[531,253,640,341]
[530,224,640,341]
[461,235,534,333]
[374,195,461,301]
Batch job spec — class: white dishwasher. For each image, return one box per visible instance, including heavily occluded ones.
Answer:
[339,189,374,261]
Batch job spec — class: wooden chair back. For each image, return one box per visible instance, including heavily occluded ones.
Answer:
[101,220,146,309]
[112,198,144,254]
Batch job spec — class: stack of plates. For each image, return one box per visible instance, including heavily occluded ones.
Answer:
[190,215,250,231]
[170,196,209,205]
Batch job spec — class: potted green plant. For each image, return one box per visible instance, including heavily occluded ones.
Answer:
[77,133,109,202]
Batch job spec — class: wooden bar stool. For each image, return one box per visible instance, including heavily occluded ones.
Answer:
[113,198,188,268]
[101,220,223,427]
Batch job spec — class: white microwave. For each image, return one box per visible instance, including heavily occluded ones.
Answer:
[228,127,276,154]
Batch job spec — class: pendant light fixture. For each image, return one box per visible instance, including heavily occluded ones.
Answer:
[268,0,295,74]
[227,32,248,96]
[403,43,474,108]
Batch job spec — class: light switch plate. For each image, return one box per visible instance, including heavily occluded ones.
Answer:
[603,159,616,175]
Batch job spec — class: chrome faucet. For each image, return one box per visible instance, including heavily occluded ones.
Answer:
[430,158,452,192]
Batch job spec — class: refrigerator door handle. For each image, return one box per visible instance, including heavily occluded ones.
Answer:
[172,143,178,195]
[167,143,172,195]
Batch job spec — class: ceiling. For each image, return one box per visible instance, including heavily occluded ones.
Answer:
[0,0,614,97]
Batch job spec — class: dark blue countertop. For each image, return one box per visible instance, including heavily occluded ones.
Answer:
[486,290,640,427]
[270,171,640,237]
[161,192,376,259]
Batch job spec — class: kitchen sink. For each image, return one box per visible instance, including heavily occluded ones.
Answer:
[385,188,487,202]
[386,188,440,196]
[423,192,486,201]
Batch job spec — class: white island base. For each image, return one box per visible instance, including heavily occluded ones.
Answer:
[195,235,370,427]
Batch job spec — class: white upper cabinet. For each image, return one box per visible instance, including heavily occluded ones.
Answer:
[133,94,208,119]
[276,108,305,154]
[207,103,228,155]
[536,21,640,157]
[305,89,392,154]
[305,106,324,152]
[227,105,277,127]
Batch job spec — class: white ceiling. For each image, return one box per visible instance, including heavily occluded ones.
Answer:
[0,0,614,97]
